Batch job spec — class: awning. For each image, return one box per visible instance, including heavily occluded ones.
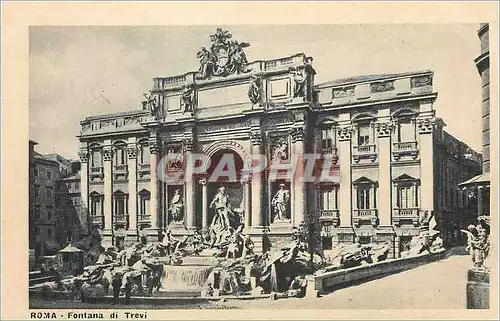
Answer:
[58,244,84,253]
[458,172,490,188]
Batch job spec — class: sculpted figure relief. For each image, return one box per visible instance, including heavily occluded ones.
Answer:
[248,75,261,105]
[181,86,195,114]
[293,70,306,98]
[270,137,289,162]
[143,91,160,120]
[168,189,184,223]
[272,184,290,222]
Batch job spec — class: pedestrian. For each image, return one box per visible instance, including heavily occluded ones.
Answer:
[112,274,122,304]
[124,276,132,305]
[146,274,155,296]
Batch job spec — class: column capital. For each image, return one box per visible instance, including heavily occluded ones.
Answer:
[102,147,113,161]
[375,121,394,138]
[250,130,262,146]
[78,149,89,163]
[337,126,354,141]
[417,117,435,134]
[149,138,161,154]
[183,137,194,152]
[290,126,306,143]
[127,144,138,159]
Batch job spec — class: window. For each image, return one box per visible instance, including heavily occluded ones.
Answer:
[34,167,39,177]
[47,228,52,237]
[46,170,52,180]
[35,185,40,198]
[139,144,151,165]
[114,147,127,166]
[46,187,53,199]
[90,193,103,217]
[113,191,128,216]
[46,206,53,220]
[91,150,102,168]
[397,119,415,142]
[139,190,150,216]
[318,186,338,210]
[321,128,335,151]
[34,205,40,220]
[357,123,370,146]
[357,186,370,209]
[74,181,80,191]
[397,186,414,208]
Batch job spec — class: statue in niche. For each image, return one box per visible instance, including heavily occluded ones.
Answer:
[181,85,195,114]
[247,75,261,104]
[271,183,290,222]
[168,189,184,223]
[143,91,159,120]
[292,70,306,98]
[271,138,289,162]
[166,147,183,171]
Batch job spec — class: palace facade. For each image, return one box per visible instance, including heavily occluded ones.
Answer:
[77,29,481,257]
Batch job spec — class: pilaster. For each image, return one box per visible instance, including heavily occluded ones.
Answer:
[148,134,161,237]
[78,147,89,233]
[183,134,196,230]
[417,115,435,214]
[102,142,113,238]
[127,138,138,238]
[376,114,394,227]
[290,125,306,226]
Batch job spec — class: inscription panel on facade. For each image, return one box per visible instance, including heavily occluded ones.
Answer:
[166,94,182,112]
[197,84,249,108]
[269,78,291,99]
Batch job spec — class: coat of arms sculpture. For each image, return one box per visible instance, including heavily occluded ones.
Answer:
[197,28,251,79]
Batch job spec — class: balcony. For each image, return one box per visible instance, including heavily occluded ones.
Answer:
[113,164,129,180]
[138,215,151,226]
[89,167,104,180]
[91,215,104,227]
[353,209,378,227]
[114,214,129,226]
[318,209,340,227]
[138,163,151,178]
[392,208,420,227]
[353,144,377,163]
[393,141,419,160]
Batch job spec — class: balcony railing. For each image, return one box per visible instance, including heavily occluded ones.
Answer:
[353,209,378,227]
[392,207,420,226]
[138,215,151,225]
[89,167,104,180]
[392,141,418,160]
[114,214,129,226]
[91,215,104,227]
[353,144,377,163]
[318,209,340,227]
[138,163,151,178]
[113,164,129,180]
[114,164,128,172]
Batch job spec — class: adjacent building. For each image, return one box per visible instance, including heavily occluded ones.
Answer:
[77,28,481,257]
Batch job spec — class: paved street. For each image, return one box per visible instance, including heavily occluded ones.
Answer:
[225,251,470,309]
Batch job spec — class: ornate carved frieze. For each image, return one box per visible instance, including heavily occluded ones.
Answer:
[417,117,435,134]
[148,138,161,154]
[370,81,395,93]
[165,144,184,171]
[183,137,194,152]
[127,145,138,159]
[102,147,113,161]
[264,114,295,128]
[375,121,394,137]
[78,150,89,163]
[337,126,353,141]
[332,86,355,99]
[411,75,433,88]
[198,119,251,134]
[197,28,251,79]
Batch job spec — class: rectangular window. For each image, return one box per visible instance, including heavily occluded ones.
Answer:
[114,194,128,215]
[397,186,413,208]
[35,185,40,198]
[46,170,52,180]
[90,196,102,216]
[318,187,338,210]
[398,120,415,142]
[91,150,102,168]
[139,196,150,216]
[34,167,39,177]
[140,145,151,165]
[357,187,370,209]
[46,187,53,199]
[357,124,370,146]
[74,181,80,191]
[46,207,53,220]
[47,228,52,237]
[321,129,334,150]
[34,205,40,220]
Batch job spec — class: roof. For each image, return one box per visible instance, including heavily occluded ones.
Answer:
[82,109,148,122]
[314,70,433,88]
[458,172,490,188]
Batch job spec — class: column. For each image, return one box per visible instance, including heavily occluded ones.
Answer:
[417,116,435,213]
[184,136,196,229]
[200,178,208,230]
[127,139,138,236]
[149,136,160,233]
[103,143,113,234]
[376,117,393,226]
[250,130,263,228]
[78,147,89,232]
[337,124,353,227]
[243,178,251,228]
[291,126,306,225]
[477,186,483,217]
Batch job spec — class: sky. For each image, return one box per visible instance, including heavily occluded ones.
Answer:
[29,24,483,160]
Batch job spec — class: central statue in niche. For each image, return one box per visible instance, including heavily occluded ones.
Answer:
[208,186,243,247]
